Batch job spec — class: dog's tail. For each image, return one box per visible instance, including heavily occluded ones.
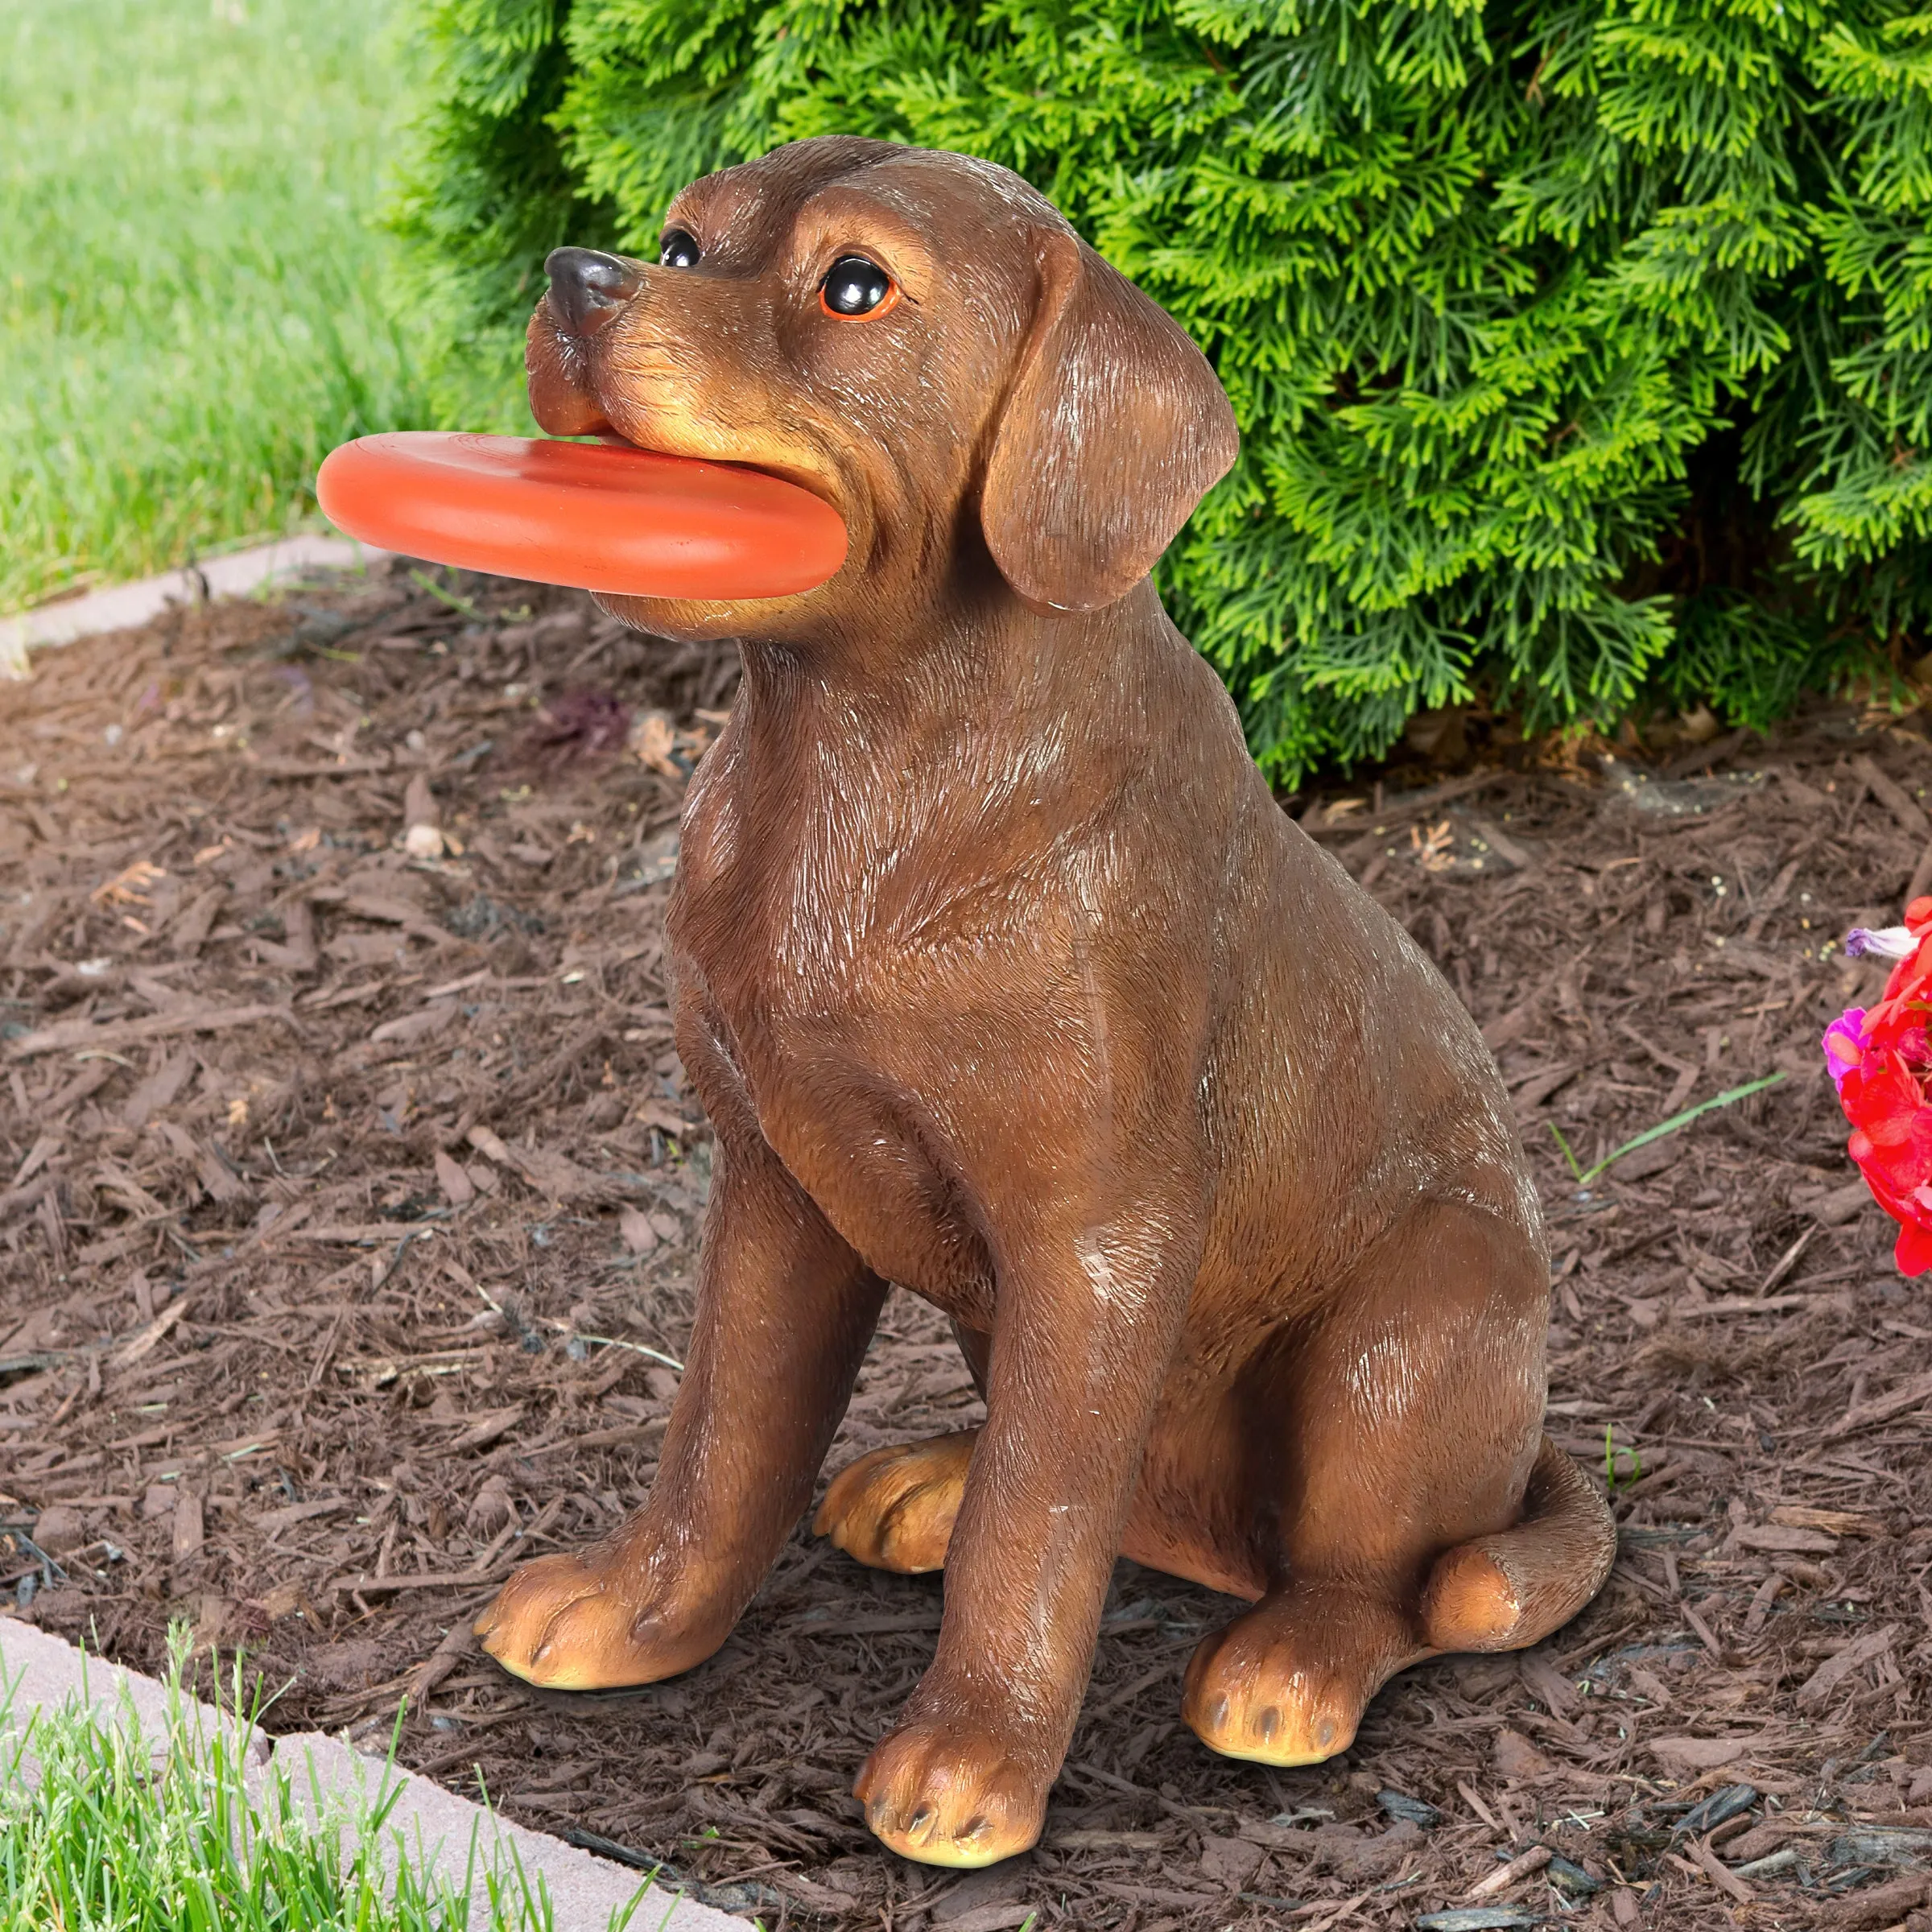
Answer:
[1419,1435,1617,1654]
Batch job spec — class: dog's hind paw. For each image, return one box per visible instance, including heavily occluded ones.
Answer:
[814,1430,976,1573]
[1180,1583,1426,1767]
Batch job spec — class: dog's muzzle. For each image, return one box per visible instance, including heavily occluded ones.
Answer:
[544,247,644,339]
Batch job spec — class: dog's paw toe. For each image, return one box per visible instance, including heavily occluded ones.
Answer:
[854,1718,1045,1868]
[813,1430,976,1573]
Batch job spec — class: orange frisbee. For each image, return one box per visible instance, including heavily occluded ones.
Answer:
[316,432,847,600]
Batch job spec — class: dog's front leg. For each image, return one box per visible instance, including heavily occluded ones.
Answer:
[475,1124,886,1690]
[854,1195,1197,1867]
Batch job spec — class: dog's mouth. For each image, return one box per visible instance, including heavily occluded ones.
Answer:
[532,303,851,527]
[589,423,848,526]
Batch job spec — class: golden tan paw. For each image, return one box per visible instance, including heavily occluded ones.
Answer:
[1420,1543,1524,1651]
[1181,1590,1422,1768]
[853,1716,1046,1867]
[473,1551,720,1690]
[813,1430,976,1574]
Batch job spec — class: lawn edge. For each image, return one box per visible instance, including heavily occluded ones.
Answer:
[0,1615,741,1931]
[0,534,392,677]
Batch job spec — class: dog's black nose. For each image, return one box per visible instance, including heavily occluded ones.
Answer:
[544,247,643,337]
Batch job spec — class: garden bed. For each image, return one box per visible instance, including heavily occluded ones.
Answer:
[4,562,1932,1930]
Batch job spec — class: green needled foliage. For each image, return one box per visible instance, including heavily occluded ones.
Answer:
[390,0,1932,782]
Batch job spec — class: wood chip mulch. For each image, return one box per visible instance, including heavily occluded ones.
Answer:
[5,559,1932,1932]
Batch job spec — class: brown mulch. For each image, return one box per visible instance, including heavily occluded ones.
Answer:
[5,559,1932,1932]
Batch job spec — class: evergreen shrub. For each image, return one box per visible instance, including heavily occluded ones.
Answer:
[390,0,1932,780]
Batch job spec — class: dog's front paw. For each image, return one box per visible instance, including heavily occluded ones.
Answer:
[1181,1584,1422,1766]
[854,1716,1047,1868]
[473,1550,724,1691]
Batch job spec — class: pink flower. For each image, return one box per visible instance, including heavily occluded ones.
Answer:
[1823,1006,1872,1094]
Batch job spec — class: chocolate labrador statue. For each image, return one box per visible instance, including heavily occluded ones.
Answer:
[476,135,1616,1868]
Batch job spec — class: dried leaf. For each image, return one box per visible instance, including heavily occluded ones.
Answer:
[433,1147,475,1207]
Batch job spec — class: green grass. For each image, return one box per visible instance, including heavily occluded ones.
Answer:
[0,1632,654,1931]
[0,0,428,615]
[1546,1074,1790,1189]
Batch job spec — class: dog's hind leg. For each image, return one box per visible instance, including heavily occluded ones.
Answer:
[1182,1195,1610,1766]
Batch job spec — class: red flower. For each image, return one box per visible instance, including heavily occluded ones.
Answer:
[1826,897,1932,1276]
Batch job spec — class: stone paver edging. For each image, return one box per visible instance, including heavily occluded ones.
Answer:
[0,534,390,677]
[0,1616,741,1932]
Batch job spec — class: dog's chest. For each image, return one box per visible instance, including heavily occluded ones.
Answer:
[763,1063,994,1319]
[669,770,1001,1321]
[703,1008,996,1319]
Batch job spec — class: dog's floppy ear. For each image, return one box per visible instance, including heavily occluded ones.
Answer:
[980,229,1238,615]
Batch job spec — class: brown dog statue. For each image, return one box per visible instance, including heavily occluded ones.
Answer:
[474,136,1617,1868]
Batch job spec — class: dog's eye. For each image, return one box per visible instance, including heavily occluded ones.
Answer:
[659,229,701,270]
[820,255,897,319]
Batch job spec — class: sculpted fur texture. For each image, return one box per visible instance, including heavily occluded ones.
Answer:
[473,136,1618,1869]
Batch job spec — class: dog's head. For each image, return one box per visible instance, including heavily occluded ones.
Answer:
[526,138,1237,642]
